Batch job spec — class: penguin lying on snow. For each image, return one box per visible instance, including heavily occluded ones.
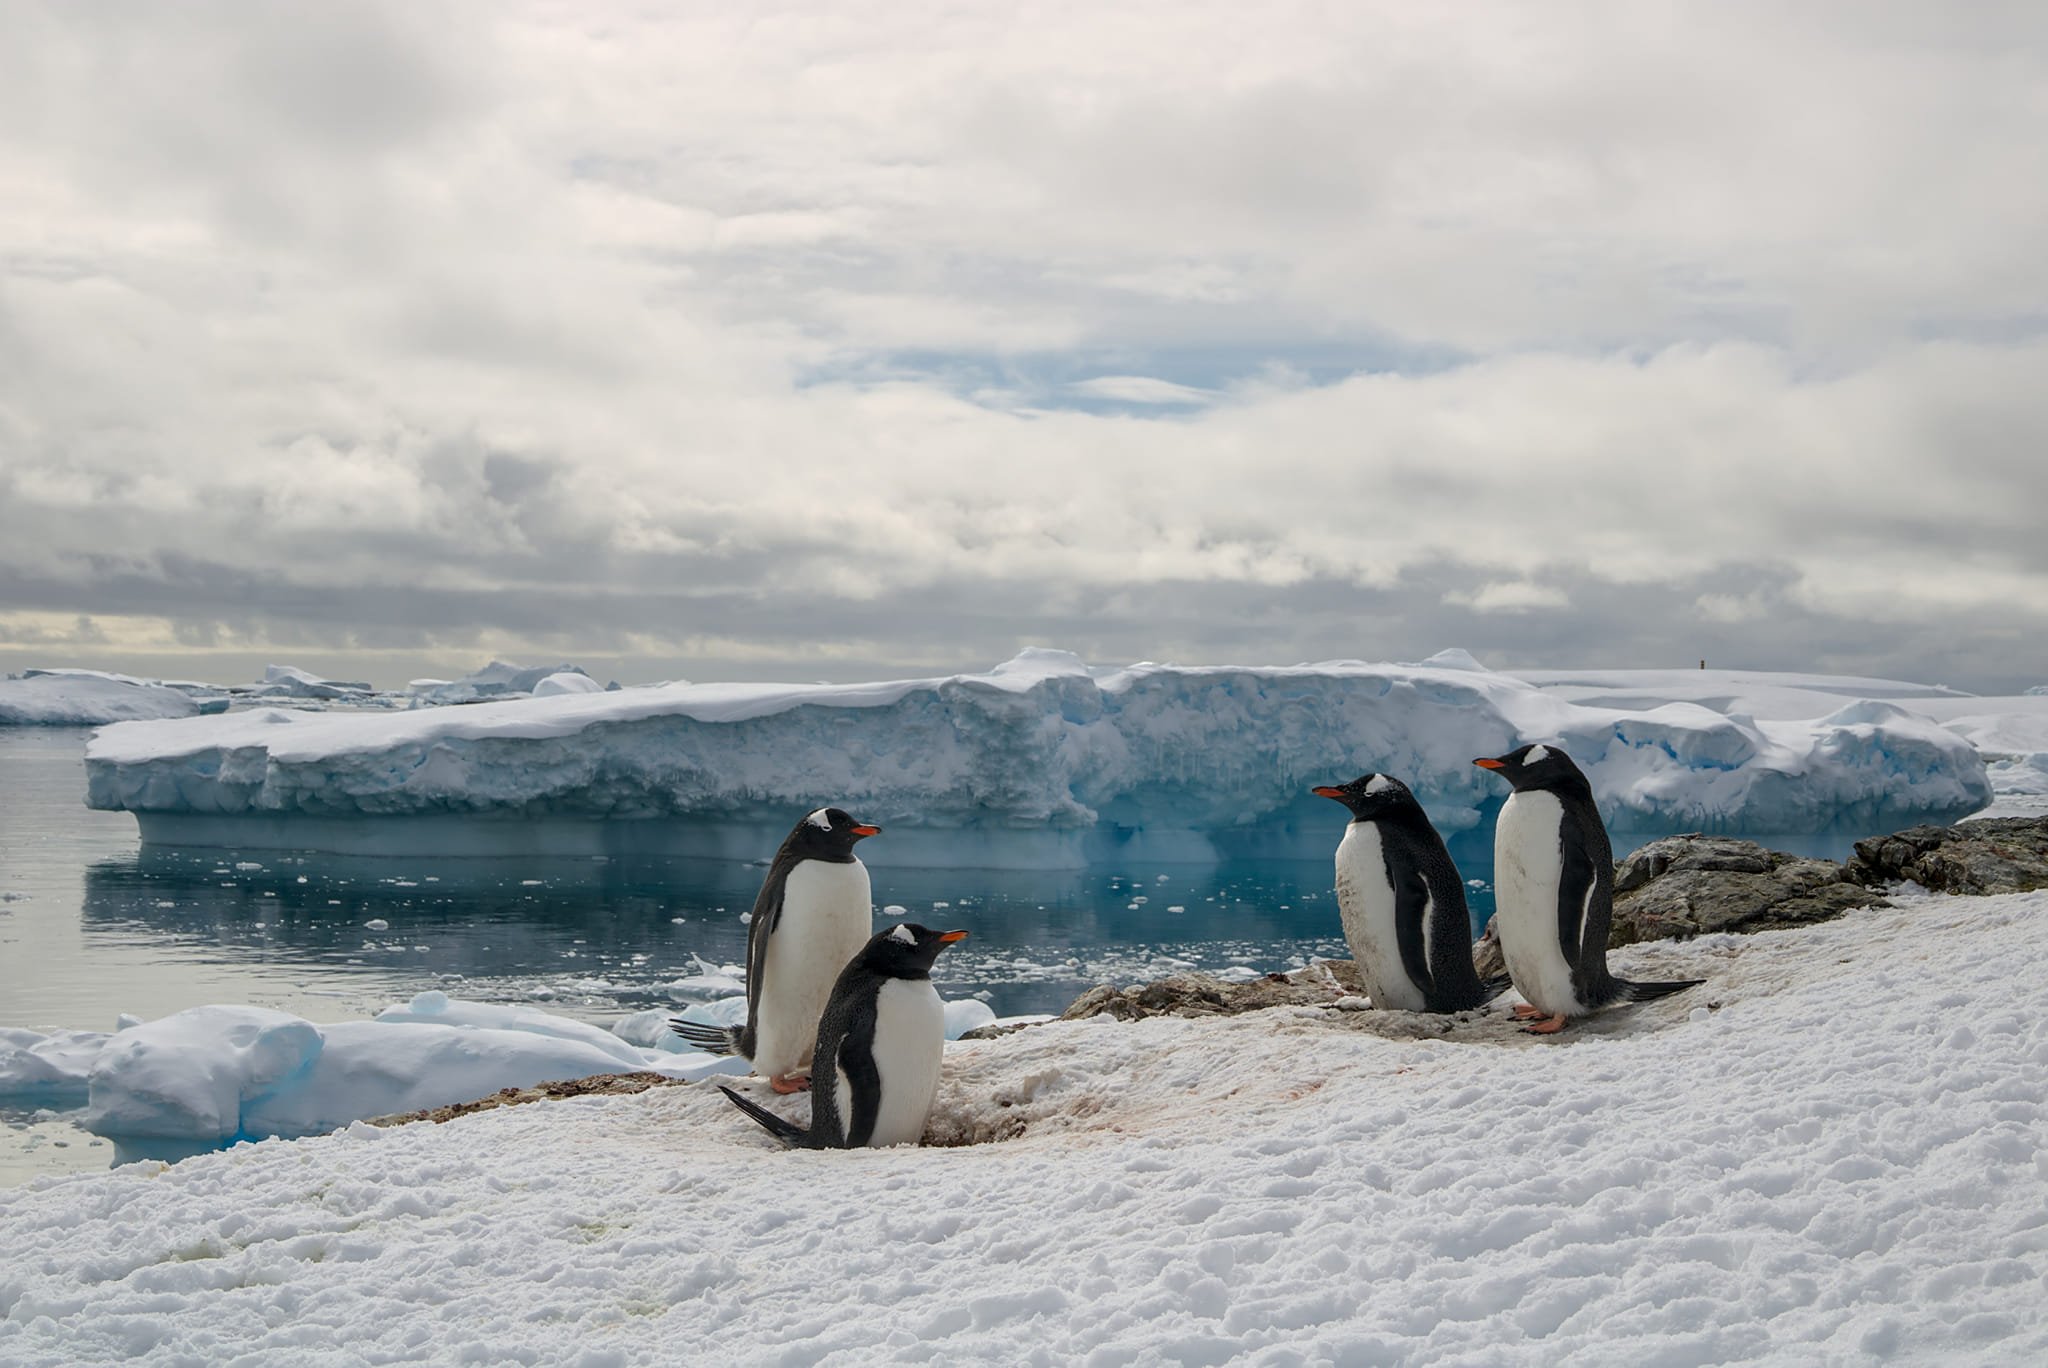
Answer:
[1313,773,1506,1013]
[720,923,968,1149]
[1474,744,1702,1034]
[671,807,879,1092]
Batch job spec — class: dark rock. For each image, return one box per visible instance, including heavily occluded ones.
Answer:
[1609,834,1886,946]
[1845,817,2048,895]
[1060,961,1365,1022]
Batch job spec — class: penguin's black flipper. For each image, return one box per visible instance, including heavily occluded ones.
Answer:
[670,1019,742,1055]
[1617,978,1704,1003]
[717,1086,809,1147]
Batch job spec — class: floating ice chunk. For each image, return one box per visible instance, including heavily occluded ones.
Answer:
[86,1006,322,1141]
[372,997,648,1070]
[532,672,604,697]
[1,670,199,725]
[0,1027,112,1103]
[943,999,998,1039]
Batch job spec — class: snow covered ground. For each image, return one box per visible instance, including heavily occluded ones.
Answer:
[80,651,1998,867]
[3,888,2045,1365]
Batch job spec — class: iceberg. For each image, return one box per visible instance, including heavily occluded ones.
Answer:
[409,659,594,706]
[81,651,1993,869]
[0,669,202,725]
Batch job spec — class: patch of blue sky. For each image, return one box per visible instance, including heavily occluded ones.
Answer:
[795,339,1472,414]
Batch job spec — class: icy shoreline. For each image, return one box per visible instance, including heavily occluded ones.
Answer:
[3,888,2044,1364]
[80,652,2000,869]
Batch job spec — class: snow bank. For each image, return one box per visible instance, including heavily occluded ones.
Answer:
[81,652,1992,866]
[0,670,199,726]
[3,891,2046,1365]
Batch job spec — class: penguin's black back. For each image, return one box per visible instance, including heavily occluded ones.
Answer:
[1376,808,1494,1013]
[737,809,870,1059]
[1548,778,1623,1009]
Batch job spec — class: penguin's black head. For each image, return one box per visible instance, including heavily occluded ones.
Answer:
[1312,773,1421,822]
[1473,742,1585,792]
[786,806,881,860]
[859,922,968,979]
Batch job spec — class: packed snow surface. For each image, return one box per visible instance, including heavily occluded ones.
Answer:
[0,671,200,726]
[81,651,1994,866]
[3,890,2046,1364]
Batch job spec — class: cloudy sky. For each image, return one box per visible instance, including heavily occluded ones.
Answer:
[2,2,2045,691]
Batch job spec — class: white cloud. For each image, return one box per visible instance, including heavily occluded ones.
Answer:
[1446,583,1572,615]
[0,2,2043,689]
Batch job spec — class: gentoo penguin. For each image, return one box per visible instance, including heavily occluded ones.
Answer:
[1474,744,1701,1033]
[719,922,967,1149]
[1313,773,1502,1013]
[670,807,879,1092]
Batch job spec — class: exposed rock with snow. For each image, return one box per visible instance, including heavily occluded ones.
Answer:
[1061,961,1366,1021]
[1846,816,2048,895]
[1609,835,1886,946]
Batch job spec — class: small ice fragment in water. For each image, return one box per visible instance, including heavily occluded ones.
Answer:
[364,918,390,932]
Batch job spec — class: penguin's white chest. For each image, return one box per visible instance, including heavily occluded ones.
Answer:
[754,859,873,1077]
[1333,822,1427,1012]
[838,977,945,1147]
[1492,791,1583,1016]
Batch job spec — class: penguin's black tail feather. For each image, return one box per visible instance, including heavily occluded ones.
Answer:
[669,1018,741,1055]
[717,1086,807,1148]
[1478,974,1513,1005]
[1619,978,1704,1003]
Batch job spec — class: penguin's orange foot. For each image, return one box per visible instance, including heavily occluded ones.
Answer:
[768,1073,811,1094]
[1511,1003,1545,1019]
[1521,1014,1570,1035]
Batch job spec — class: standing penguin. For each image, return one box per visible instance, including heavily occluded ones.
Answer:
[719,923,968,1149]
[671,807,879,1091]
[1474,744,1701,1033]
[1313,773,1500,1013]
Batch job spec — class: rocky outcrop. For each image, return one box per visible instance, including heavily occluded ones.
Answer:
[1845,817,2048,895]
[1608,835,1886,946]
[1060,961,1366,1022]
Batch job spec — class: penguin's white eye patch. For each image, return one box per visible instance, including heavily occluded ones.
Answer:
[1524,745,1550,765]
[887,924,916,945]
[807,808,833,830]
[1364,775,1395,796]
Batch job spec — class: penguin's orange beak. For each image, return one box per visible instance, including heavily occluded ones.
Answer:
[1473,758,1505,770]
[850,824,881,838]
[938,929,968,943]
[1311,785,1346,799]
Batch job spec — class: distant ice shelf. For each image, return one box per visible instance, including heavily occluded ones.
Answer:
[77,650,2001,869]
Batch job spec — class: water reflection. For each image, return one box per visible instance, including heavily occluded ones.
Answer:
[78,844,1485,1020]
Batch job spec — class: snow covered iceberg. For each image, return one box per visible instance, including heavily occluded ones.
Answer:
[82,650,1992,869]
[0,669,205,725]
